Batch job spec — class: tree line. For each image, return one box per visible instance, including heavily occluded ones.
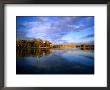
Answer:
[16,39,53,48]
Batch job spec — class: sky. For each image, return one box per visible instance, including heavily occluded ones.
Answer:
[16,16,94,44]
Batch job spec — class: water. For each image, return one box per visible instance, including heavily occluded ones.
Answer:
[16,48,94,74]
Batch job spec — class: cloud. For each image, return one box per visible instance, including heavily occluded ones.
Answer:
[16,16,94,44]
[82,34,94,39]
[16,30,29,40]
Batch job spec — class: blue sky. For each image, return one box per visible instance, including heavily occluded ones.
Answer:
[16,16,94,44]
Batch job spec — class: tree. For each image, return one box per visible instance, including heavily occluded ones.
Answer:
[45,40,51,47]
[34,39,43,48]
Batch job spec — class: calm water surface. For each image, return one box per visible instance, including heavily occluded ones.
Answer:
[16,48,94,74]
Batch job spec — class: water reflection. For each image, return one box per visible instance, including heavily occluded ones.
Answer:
[16,48,51,58]
[16,48,94,74]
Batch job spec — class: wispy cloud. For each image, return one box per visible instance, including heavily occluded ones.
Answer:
[16,16,94,44]
[82,34,94,39]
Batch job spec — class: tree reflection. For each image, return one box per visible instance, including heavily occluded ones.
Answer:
[16,48,51,58]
